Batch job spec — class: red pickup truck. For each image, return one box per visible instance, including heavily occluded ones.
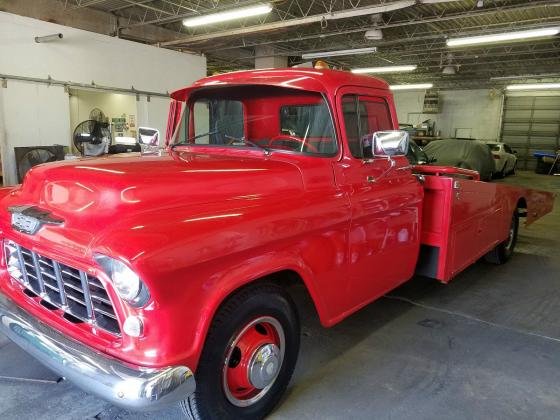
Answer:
[0,69,554,419]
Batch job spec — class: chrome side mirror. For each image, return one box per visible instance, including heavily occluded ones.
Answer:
[138,127,160,155]
[138,127,160,146]
[372,130,409,157]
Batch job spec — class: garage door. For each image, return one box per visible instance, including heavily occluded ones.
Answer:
[500,95,560,170]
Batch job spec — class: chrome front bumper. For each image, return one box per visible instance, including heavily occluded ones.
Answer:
[0,292,195,411]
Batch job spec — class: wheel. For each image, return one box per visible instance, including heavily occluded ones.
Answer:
[484,211,519,264]
[510,161,516,175]
[499,163,507,178]
[180,283,300,420]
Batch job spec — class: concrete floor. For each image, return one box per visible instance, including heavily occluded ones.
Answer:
[1,171,559,419]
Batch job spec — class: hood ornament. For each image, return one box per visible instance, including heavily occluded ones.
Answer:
[8,205,64,235]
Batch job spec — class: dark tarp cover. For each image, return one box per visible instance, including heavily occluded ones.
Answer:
[424,139,495,181]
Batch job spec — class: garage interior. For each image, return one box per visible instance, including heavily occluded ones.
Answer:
[0,0,560,419]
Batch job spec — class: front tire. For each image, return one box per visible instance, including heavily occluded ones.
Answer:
[181,283,300,420]
[484,211,519,264]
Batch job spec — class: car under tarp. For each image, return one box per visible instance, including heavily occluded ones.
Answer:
[424,139,495,181]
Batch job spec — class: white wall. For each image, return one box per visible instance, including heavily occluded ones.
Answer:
[0,12,206,185]
[393,89,504,141]
[136,96,170,145]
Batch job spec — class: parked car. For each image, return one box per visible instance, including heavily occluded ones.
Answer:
[424,139,495,181]
[0,69,554,419]
[486,141,517,177]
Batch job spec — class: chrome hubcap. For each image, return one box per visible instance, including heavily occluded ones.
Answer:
[248,344,281,389]
[222,316,285,407]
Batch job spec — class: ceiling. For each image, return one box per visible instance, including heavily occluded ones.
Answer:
[59,0,560,89]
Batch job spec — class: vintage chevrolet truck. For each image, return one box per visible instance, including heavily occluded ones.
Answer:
[0,69,554,419]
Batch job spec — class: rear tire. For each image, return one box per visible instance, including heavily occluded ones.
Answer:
[484,211,519,264]
[180,283,300,420]
[495,163,506,179]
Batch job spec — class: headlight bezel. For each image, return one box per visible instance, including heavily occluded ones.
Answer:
[94,254,150,308]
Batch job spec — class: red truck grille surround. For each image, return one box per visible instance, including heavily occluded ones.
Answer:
[6,242,120,335]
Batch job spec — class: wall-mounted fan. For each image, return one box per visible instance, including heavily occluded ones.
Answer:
[73,120,111,157]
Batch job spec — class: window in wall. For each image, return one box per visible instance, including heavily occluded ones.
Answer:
[341,95,393,159]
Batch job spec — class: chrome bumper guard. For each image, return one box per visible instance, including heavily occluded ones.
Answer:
[0,292,195,411]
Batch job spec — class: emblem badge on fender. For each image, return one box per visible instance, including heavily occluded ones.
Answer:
[8,205,64,235]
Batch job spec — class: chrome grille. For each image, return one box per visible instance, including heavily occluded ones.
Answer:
[5,241,120,335]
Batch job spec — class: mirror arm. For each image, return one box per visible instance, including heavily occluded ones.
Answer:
[366,155,396,183]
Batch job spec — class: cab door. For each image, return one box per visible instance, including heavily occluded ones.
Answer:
[333,89,423,310]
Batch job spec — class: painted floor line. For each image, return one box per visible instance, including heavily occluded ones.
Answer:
[384,294,560,345]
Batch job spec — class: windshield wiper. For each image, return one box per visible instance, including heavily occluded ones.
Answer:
[171,131,270,154]
[170,130,220,149]
[244,139,271,154]
[224,135,270,154]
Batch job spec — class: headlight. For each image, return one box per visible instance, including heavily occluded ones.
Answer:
[95,255,150,307]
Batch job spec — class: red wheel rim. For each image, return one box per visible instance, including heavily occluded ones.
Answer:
[222,316,285,407]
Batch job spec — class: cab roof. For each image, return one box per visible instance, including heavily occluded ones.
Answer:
[170,68,390,101]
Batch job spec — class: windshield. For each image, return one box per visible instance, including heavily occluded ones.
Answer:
[174,86,337,156]
[487,144,501,152]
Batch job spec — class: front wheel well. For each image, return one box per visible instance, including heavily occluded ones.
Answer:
[218,270,322,326]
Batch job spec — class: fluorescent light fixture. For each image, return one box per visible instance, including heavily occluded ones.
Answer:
[352,65,417,74]
[390,83,433,91]
[490,73,560,81]
[301,47,377,60]
[447,27,559,47]
[183,3,272,27]
[506,83,560,91]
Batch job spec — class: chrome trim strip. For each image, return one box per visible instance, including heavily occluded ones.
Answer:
[52,261,67,307]
[0,292,195,411]
[30,251,46,295]
[14,244,29,286]
[78,271,94,320]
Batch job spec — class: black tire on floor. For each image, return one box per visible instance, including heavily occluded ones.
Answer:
[180,282,300,420]
[510,161,516,175]
[500,163,507,178]
[484,211,519,264]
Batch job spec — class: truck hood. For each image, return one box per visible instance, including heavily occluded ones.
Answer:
[0,151,304,254]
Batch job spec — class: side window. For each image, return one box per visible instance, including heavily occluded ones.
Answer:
[341,94,393,159]
[342,96,361,158]
[504,144,512,154]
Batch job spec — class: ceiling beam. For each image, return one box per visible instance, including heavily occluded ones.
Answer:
[158,0,418,47]
[204,1,560,53]
[120,0,282,28]
[68,0,109,10]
